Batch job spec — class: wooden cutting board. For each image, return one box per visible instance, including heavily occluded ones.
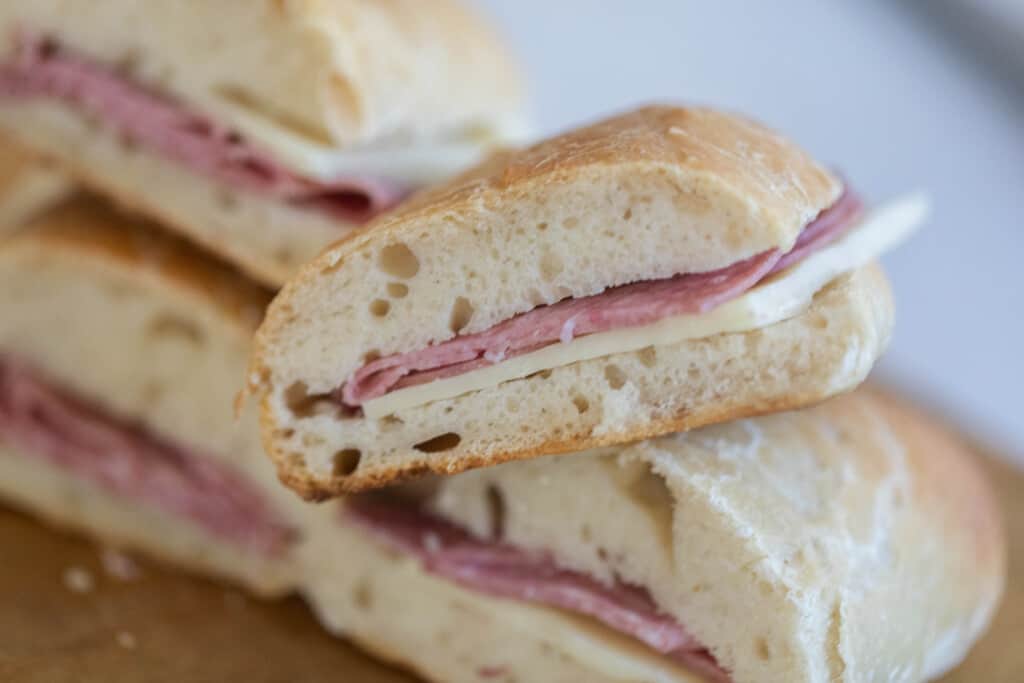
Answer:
[0,398,1021,682]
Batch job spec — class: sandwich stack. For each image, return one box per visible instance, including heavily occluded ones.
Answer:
[0,0,526,596]
[250,106,1005,682]
[0,4,1006,683]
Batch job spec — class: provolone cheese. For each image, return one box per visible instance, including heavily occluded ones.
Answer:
[363,193,929,419]
[203,93,530,185]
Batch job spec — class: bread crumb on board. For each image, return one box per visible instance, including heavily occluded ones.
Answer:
[116,631,137,649]
[62,566,94,594]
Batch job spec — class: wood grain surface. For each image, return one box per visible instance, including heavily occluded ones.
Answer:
[0,394,1019,682]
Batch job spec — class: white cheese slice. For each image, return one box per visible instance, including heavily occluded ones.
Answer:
[363,194,929,419]
[202,94,530,186]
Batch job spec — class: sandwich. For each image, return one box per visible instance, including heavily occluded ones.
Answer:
[0,196,308,594]
[301,389,1005,683]
[0,137,69,229]
[249,105,927,498]
[0,1,527,285]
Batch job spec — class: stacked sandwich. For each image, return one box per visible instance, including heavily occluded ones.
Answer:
[0,0,526,595]
[249,107,1005,682]
[0,4,1006,683]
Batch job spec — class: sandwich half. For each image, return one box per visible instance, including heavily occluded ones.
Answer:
[0,1,527,285]
[0,197,307,595]
[250,105,925,497]
[301,389,1005,683]
[0,136,69,229]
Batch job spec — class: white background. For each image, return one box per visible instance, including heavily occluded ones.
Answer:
[476,0,1024,458]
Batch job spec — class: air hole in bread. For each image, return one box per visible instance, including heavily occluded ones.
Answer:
[580,524,592,542]
[623,207,633,220]
[536,222,548,231]
[274,247,294,266]
[563,216,579,229]
[387,282,409,298]
[275,428,295,439]
[380,414,404,430]
[378,243,419,279]
[414,433,462,453]
[755,638,772,661]
[811,314,829,330]
[284,382,319,418]
[485,485,506,540]
[118,132,138,153]
[81,112,102,132]
[332,449,362,476]
[362,349,382,364]
[618,461,674,548]
[140,380,164,408]
[637,346,658,368]
[353,579,374,610]
[604,364,627,390]
[217,189,239,210]
[146,314,204,346]
[572,395,590,414]
[369,299,391,317]
[691,584,705,593]
[540,251,563,281]
[449,297,474,334]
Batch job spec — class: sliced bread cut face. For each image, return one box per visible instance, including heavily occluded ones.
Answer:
[301,390,1004,683]
[0,198,309,595]
[250,106,887,497]
[259,263,892,497]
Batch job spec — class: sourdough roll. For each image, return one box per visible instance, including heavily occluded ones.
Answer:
[251,105,925,497]
[301,390,1005,682]
[0,1,527,284]
[0,198,311,594]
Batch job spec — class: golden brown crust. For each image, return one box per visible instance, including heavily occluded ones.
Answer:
[867,387,1007,582]
[5,197,273,331]
[293,105,841,281]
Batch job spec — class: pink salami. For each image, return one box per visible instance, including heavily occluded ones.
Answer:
[0,357,295,557]
[0,34,410,223]
[341,189,861,407]
[347,496,731,681]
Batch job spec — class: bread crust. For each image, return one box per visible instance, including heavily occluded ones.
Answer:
[268,105,841,311]
[301,388,1005,682]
